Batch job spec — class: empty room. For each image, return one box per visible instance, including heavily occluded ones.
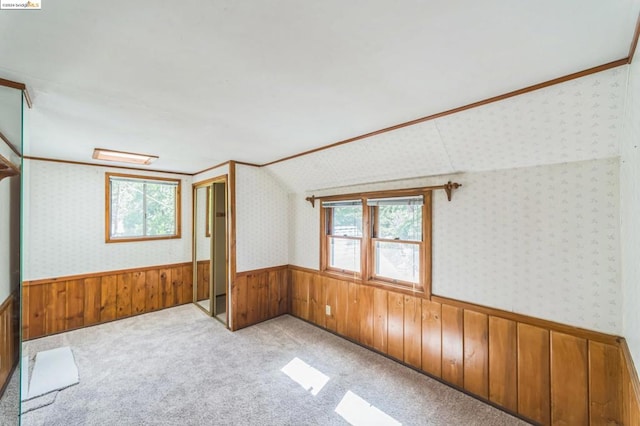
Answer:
[1,1,640,425]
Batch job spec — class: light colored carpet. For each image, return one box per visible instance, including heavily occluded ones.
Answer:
[0,368,19,425]
[22,305,529,426]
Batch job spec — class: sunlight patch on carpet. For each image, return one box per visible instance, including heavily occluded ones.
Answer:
[281,357,330,396]
[335,390,402,426]
[25,347,79,400]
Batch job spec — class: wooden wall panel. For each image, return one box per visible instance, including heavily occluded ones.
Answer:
[65,280,84,330]
[100,276,117,322]
[518,323,550,425]
[421,299,441,378]
[171,266,184,305]
[233,274,248,329]
[0,295,18,398]
[346,282,360,341]
[387,292,404,361]
[551,332,589,425]
[463,310,488,399]
[159,268,173,308]
[131,272,146,315]
[83,277,102,326]
[23,263,194,340]
[286,267,637,426]
[441,304,463,387]
[231,266,290,331]
[309,274,325,328]
[116,273,132,319]
[403,295,421,369]
[46,281,67,334]
[488,316,517,412]
[182,264,193,304]
[359,285,374,348]
[589,341,622,425]
[145,270,160,313]
[335,279,349,336]
[372,288,388,354]
[324,277,337,332]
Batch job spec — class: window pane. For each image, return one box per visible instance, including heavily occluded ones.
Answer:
[145,183,177,236]
[375,241,419,283]
[377,204,422,241]
[110,180,144,237]
[329,238,361,272]
[330,206,362,237]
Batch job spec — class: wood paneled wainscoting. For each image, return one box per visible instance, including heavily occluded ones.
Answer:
[231,265,289,331]
[289,265,640,425]
[22,262,193,340]
[0,293,19,395]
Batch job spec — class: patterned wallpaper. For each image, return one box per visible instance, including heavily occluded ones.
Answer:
[235,165,289,272]
[266,67,627,194]
[288,193,319,271]
[621,42,640,364]
[23,160,193,280]
[289,158,622,335]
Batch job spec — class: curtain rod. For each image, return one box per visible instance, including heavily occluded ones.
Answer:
[304,181,461,207]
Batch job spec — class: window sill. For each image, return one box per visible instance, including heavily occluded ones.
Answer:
[106,235,181,244]
[320,269,427,298]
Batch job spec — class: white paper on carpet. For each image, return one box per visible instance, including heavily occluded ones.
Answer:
[25,347,79,400]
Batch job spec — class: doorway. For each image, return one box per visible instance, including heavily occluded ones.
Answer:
[193,177,228,326]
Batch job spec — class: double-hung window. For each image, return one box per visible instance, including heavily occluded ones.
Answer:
[106,173,181,243]
[321,190,431,294]
[323,200,363,274]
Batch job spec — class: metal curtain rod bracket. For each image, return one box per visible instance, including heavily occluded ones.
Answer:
[305,181,462,207]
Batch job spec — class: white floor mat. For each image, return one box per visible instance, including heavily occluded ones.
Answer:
[25,347,79,400]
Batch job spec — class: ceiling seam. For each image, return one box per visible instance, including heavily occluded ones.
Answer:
[433,120,457,174]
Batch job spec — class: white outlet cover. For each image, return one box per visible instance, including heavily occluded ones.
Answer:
[325,305,331,316]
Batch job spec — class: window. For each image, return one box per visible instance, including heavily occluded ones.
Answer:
[106,173,181,243]
[321,191,431,294]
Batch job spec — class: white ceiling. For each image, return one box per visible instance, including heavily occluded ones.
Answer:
[0,1,639,173]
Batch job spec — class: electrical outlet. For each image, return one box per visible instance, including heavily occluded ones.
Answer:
[325,305,331,316]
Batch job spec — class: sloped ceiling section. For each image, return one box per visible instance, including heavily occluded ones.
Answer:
[265,67,627,194]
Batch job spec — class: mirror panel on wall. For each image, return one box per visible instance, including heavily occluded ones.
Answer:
[0,83,24,424]
[193,178,228,325]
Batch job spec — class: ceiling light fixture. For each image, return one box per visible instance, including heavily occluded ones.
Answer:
[92,148,158,165]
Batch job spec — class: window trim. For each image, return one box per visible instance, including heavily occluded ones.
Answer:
[320,189,432,297]
[105,172,182,243]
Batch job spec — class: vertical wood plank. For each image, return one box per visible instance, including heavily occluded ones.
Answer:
[335,279,349,335]
[22,285,30,340]
[403,295,422,369]
[387,292,404,361]
[346,282,360,341]
[517,323,550,425]
[441,304,463,387]
[145,269,160,312]
[65,279,84,330]
[234,275,248,329]
[116,273,132,319]
[182,264,193,305]
[27,285,46,339]
[257,272,269,323]
[372,288,388,354]
[100,275,117,322]
[246,274,259,325]
[83,277,102,326]
[309,274,325,328]
[589,341,622,425]
[197,262,205,300]
[551,332,589,426]
[463,310,489,399]
[324,277,337,332]
[280,269,290,315]
[268,270,280,317]
[359,285,374,348]
[131,271,146,315]
[172,266,184,305]
[421,299,442,378]
[488,316,517,412]
[159,269,173,308]
[45,281,67,334]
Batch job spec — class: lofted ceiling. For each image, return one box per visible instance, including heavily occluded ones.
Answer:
[0,1,639,174]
